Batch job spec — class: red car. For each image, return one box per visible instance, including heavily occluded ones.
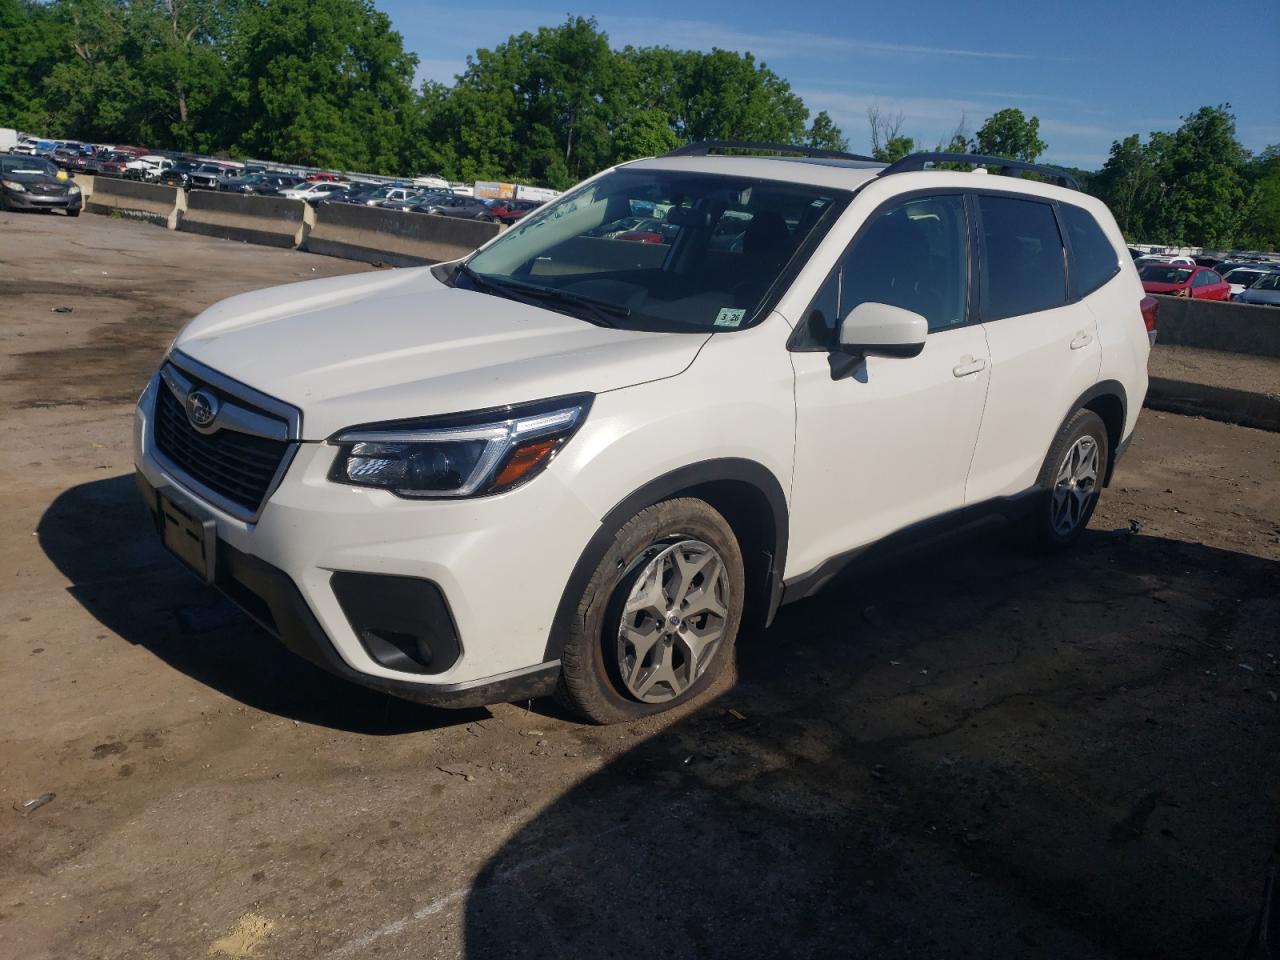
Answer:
[306,172,341,182]
[1139,264,1231,300]
[483,199,543,225]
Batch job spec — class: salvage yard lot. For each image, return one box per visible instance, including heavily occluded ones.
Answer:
[1,211,1278,959]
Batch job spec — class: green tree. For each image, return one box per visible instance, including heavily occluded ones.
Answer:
[873,135,914,163]
[0,0,69,132]
[1154,105,1248,247]
[805,110,847,152]
[1237,145,1280,251]
[229,0,418,172]
[973,107,1046,161]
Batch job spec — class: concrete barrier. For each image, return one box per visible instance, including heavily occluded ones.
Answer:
[72,173,94,203]
[304,203,501,266]
[1154,295,1280,358]
[178,190,312,248]
[84,177,184,228]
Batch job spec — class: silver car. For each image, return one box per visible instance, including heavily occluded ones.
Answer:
[1236,272,1280,307]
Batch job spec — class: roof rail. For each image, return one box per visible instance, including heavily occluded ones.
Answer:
[664,139,880,164]
[879,152,1080,190]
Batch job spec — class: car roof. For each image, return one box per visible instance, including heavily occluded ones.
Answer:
[625,154,1093,205]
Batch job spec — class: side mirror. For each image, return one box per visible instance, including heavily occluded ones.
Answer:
[837,301,928,359]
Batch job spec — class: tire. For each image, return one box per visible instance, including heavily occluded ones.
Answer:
[67,207,80,218]
[556,498,745,724]
[1024,408,1109,550]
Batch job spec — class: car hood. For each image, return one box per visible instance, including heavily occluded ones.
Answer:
[1239,288,1280,305]
[172,267,710,439]
[3,173,70,189]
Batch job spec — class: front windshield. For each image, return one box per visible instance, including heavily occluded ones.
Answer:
[1251,273,1280,291]
[1,156,58,177]
[462,168,847,332]
[1140,265,1192,284]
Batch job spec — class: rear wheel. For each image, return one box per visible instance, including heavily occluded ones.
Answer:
[556,498,745,724]
[1024,409,1109,549]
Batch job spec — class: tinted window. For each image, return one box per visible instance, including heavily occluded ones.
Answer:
[1060,203,1118,297]
[1205,271,1221,284]
[979,195,1067,318]
[798,195,969,345]
[1140,265,1192,284]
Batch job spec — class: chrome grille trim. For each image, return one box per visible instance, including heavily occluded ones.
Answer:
[147,352,303,523]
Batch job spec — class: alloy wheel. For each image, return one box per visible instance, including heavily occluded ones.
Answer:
[1051,435,1099,536]
[616,539,729,703]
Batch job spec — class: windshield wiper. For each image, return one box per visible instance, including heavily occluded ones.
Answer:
[457,265,628,328]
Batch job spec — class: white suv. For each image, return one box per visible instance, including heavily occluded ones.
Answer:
[134,144,1153,723]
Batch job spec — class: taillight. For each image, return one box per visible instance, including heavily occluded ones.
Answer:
[1140,296,1158,346]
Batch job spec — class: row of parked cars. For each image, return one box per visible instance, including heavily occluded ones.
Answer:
[1133,251,1280,307]
[6,135,546,226]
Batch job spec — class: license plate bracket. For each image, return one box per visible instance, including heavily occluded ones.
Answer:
[157,488,216,583]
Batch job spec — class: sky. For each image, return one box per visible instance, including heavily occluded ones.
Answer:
[380,0,1278,171]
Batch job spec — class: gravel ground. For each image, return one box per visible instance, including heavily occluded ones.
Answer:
[2,210,1278,960]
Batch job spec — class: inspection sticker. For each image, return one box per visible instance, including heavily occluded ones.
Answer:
[714,307,746,328]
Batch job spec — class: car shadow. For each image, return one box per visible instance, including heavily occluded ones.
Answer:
[37,474,486,734]
[457,528,1279,959]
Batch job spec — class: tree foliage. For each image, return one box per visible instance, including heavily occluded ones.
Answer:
[973,107,1046,162]
[1,7,843,188]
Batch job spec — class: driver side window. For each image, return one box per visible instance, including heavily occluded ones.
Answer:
[801,194,970,347]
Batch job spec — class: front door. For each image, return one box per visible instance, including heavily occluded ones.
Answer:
[788,193,991,578]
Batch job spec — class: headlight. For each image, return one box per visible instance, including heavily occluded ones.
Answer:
[68,184,80,194]
[2,180,26,192]
[328,395,592,498]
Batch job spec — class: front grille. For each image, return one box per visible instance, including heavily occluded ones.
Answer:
[153,381,290,516]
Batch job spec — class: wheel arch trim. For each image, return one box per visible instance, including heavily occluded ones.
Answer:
[543,458,790,662]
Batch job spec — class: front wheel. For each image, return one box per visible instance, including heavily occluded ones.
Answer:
[1024,409,1109,549]
[556,498,745,724]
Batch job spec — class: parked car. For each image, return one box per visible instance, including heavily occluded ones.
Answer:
[379,191,451,212]
[50,147,81,169]
[134,146,1151,722]
[1135,254,1196,269]
[95,152,133,178]
[304,172,342,182]
[415,195,495,219]
[1193,256,1223,268]
[1236,272,1280,307]
[277,181,353,202]
[221,173,305,195]
[0,154,82,215]
[1138,264,1231,299]
[125,155,174,181]
[1222,266,1279,298]
[483,199,543,225]
[159,161,204,188]
[187,164,234,191]
[347,185,419,206]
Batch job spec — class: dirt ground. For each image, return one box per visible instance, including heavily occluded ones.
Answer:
[1,211,1278,960]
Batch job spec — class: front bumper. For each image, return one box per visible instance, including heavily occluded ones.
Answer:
[132,373,598,707]
[3,188,81,210]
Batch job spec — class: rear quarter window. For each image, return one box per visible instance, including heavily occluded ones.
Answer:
[1060,203,1120,298]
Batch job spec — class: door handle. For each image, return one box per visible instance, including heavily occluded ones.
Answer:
[952,357,987,378]
[1070,332,1093,350]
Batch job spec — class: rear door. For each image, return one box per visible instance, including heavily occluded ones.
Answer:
[965,192,1102,502]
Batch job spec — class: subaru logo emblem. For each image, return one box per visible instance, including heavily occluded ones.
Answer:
[187,389,219,427]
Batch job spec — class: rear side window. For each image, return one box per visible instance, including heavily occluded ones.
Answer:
[978,195,1067,319]
[1059,203,1119,298]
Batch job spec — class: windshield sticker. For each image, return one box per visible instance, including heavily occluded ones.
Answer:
[714,307,746,328]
